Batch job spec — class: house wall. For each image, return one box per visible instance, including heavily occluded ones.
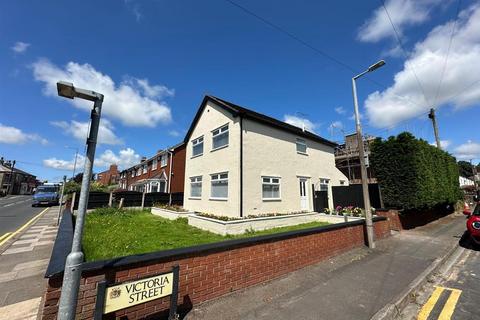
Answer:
[183,101,241,217]
[242,118,348,216]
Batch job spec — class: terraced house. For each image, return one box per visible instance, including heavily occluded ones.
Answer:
[118,143,186,193]
[183,95,348,218]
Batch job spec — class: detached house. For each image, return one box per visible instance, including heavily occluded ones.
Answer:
[183,96,348,218]
[119,143,186,193]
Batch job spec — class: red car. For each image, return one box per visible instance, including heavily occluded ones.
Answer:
[466,202,480,246]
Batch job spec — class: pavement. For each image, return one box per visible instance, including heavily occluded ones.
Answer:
[185,213,466,320]
[398,231,480,320]
[0,203,59,320]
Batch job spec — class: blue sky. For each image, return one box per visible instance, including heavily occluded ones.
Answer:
[1,0,480,181]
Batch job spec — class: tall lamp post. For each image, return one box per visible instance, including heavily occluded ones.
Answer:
[65,146,79,180]
[56,82,104,320]
[352,60,385,249]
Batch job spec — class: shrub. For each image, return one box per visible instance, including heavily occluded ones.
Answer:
[370,132,462,210]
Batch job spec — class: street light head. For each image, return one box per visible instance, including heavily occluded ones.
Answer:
[57,81,75,99]
[368,60,386,72]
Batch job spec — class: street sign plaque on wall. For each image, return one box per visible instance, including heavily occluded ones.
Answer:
[94,265,179,320]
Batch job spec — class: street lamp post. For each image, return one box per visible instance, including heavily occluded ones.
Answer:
[56,82,104,320]
[351,60,385,249]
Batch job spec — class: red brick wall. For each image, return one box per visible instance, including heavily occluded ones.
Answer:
[170,145,185,193]
[376,209,403,231]
[42,220,390,320]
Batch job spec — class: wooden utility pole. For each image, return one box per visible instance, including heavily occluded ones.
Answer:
[428,108,441,150]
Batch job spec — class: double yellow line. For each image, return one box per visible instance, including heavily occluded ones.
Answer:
[0,207,49,247]
[418,286,462,320]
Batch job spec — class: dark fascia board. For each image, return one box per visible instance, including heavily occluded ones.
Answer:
[49,216,387,277]
[183,95,338,148]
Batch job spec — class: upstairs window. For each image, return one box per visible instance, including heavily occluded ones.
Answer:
[152,159,158,170]
[136,168,142,176]
[142,164,148,174]
[192,136,204,157]
[190,176,202,198]
[131,170,135,178]
[296,138,307,154]
[262,177,281,200]
[211,172,228,199]
[212,124,229,150]
[160,154,168,167]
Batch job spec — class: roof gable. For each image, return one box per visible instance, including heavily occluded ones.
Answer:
[184,95,337,148]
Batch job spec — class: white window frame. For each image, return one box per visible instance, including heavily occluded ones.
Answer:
[131,170,135,178]
[319,178,329,191]
[210,172,228,200]
[211,124,229,151]
[142,164,148,174]
[160,154,168,167]
[191,136,204,157]
[262,176,281,201]
[152,159,158,170]
[189,176,202,199]
[136,167,142,176]
[296,138,308,154]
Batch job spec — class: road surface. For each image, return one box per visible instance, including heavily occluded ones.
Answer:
[0,195,46,237]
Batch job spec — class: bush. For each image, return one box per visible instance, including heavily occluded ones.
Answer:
[370,132,462,210]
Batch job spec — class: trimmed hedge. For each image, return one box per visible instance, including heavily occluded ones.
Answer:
[370,132,462,210]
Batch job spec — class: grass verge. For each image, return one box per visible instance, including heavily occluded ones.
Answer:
[83,208,329,262]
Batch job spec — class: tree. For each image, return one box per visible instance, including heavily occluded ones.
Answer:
[71,172,95,183]
[458,161,474,177]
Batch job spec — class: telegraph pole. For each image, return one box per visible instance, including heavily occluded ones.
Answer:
[8,160,16,195]
[428,108,441,150]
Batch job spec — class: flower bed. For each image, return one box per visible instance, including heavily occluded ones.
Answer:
[151,206,193,220]
[189,212,332,235]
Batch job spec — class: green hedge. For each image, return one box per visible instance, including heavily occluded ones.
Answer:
[370,132,462,210]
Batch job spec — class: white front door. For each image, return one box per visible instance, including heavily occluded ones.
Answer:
[299,178,308,210]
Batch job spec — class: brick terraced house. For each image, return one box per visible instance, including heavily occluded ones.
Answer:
[119,143,186,193]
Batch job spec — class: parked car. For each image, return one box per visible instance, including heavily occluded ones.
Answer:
[32,185,60,206]
[466,196,480,247]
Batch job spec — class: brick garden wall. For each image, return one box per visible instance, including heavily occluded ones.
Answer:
[42,218,390,320]
[376,206,454,231]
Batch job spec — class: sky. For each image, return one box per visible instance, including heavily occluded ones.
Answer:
[1,0,480,182]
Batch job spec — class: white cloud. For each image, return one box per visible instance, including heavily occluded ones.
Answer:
[328,121,344,136]
[430,140,451,149]
[43,148,140,171]
[0,123,48,145]
[454,140,480,160]
[32,59,173,127]
[334,106,346,115]
[365,4,480,128]
[168,130,181,137]
[124,0,143,22]
[95,148,141,169]
[358,0,442,43]
[51,119,123,145]
[283,114,319,133]
[43,155,85,171]
[11,41,30,53]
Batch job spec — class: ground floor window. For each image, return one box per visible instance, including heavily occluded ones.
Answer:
[211,172,228,199]
[160,180,167,193]
[262,176,281,200]
[190,176,202,198]
[319,178,329,191]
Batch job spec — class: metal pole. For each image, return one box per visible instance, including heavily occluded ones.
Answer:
[72,149,78,180]
[57,175,67,226]
[428,108,441,150]
[8,160,16,195]
[58,98,103,320]
[352,76,375,249]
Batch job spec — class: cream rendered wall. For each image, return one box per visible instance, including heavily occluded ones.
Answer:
[242,119,348,216]
[183,101,241,218]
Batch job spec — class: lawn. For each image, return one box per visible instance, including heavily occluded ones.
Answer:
[82,208,330,262]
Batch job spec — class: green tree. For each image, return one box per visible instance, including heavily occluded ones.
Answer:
[458,161,474,177]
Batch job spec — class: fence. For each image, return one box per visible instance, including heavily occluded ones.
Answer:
[332,183,382,209]
[68,191,184,210]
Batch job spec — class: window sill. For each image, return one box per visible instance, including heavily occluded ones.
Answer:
[151,168,157,171]
[189,197,201,200]
[297,151,308,156]
[211,145,229,152]
[161,165,167,168]
[191,154,203,159]
[209,197,228,201]
[262,198,282,202]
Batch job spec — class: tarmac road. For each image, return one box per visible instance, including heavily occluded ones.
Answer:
[0,195,46,237]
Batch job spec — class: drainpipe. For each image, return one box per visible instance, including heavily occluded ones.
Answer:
[239,115,244,218]
[167,149,173,205]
